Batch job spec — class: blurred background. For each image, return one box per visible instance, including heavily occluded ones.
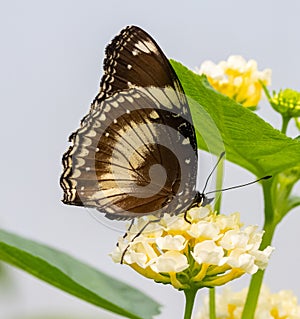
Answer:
[0,1,299,318]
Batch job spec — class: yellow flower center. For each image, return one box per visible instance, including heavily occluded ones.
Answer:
[227,304,237,319]
[270,307,288,319]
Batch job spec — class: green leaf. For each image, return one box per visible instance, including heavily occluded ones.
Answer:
[0,229,161,319]
[171,60,300,177]
[14,316,100,319]
[288,195,300,212]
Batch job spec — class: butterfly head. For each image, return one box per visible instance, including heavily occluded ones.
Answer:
[192,191,214,208]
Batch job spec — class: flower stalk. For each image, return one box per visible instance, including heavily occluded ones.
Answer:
[213,158,224,215]
[241,177,277,319]
[184,288,198,319]
[209,288,216,319]
[281,115,290,134]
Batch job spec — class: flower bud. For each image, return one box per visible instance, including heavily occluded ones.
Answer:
[269,88,300,118]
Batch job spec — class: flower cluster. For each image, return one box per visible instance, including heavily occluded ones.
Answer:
[268,88,300,118]
[196,285,300,319]
[197,55,271,108]
[111,206,274,290]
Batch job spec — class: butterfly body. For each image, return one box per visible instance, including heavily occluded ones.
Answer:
[60,26,199,220]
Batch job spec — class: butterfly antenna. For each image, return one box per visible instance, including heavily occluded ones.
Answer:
[202,151,226,194]
[205,175,272,196]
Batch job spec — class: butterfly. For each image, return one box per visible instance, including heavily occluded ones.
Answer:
[60,25,209,220]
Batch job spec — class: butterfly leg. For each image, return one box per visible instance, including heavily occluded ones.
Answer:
[116,219,135,248]
[184,210,192,224]
[120,218,160,264]
[122,219,135,239]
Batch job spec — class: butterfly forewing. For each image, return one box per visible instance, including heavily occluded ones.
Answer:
[93,26,184,105]
[60,26,198,220]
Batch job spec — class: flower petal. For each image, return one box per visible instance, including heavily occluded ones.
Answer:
[192,240,225,265]
[150,251,189,273]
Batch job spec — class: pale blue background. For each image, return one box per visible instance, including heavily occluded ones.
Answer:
[0,1,299,318]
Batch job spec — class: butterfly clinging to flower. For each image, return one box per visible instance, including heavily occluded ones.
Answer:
[60,25,203,220]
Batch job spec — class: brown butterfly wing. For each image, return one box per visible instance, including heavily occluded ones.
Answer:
[60,26,198,220]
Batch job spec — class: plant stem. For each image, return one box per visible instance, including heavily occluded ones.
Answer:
[214,159,224,214]
[209,288,216,319]
[281,115,290,134]
[183,289,198,319]
[241,179,276,319]
[207,155,224,319]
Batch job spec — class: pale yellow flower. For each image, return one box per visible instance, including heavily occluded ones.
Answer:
[197,55,271,108]
[195,285,300,319]
[110,206,274,290]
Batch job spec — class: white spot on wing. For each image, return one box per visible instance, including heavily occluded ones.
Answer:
[72,169,81,178]
[182,137,190,145]
[99,113,106,121]
[86,130,96,137]
[104,104,111,112]
[76,158,86,167]
[134,40,151,53]
[77,148,89,157]
[111,101,119,108]
[127,64,132,70]
[126,96,134,103]
[149,110,159,119]
[132,49,139,56]
[144,40,158,53]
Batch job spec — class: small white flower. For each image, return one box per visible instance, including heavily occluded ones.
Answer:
[219,229,250,251]
[128,217,163,238]
[251,246,275,270]
[215,212,242,231]
[124,237,158,268]
[188,221,220,240]
[150,251,189,273]
[226,55,248,72]
[161,214,190,233]
[196,55,271,108]
[197,60,225,81]
[192,240,225,265]
[244,225,263,251]
[156,235,187,251]
[224,249,257,274]
[188,206,211,221]
[111,207,274,290]
[196,285,300,319]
